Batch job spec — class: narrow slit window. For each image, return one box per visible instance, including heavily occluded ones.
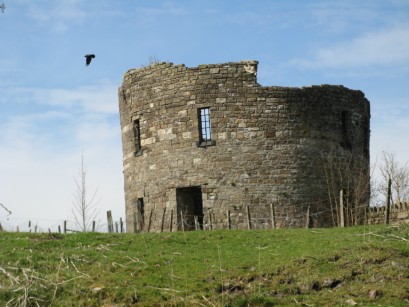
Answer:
[137,197,145,229]
[341,111,352,149]
[133,119,142,155]
[363,117,369,158]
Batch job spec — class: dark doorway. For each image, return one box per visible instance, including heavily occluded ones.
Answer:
[176,186,203,231]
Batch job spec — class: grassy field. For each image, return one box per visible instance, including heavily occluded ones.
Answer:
[1,224,409,306]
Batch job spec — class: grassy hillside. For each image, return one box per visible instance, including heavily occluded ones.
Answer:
[1,224,409,306]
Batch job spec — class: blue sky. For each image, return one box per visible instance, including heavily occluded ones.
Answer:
[1,0,408,231]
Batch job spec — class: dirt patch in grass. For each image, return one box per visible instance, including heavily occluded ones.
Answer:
[202,231,409,306]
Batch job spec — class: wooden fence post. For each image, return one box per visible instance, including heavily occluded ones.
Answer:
[169,209,173,232]
[270,203,276,229]
[92,221,96,232]
[161,207,167,232]
[148,210,153,233]
[386,178,392,224]
[194,216,199,230]
[180,211,185,232]
[64,220,67,234]
[339,190,345,227]
[120,218,124,233]
[364,207,368,225]
[115,222,119,233]
[227,210,231,229]
[58,225,61,234]
[208,209,213,230]
[134,213,138,233]
[246,205,252,230]
[107,210,113,233]
[305,206,310,228]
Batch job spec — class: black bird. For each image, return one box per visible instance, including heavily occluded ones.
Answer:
[85,54,95,66]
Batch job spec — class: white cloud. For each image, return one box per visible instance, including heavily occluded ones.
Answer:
[0,111,70,149]
[306,2,380,33]
[0,82,119,154]
[138,2,188,16]
[290,24,409,71]
[0,141,124,232]
[34,84,119,114]
[134,2,188,28]
[0,59,19,74]
[369,95,409,191]
[0,83,124,231]
[23,0,87,32]
[205,10,279,27]
[18,0,119,33]
[1,83,118,113]
[74,116,120,143]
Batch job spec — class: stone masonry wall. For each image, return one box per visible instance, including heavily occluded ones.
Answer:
[118,60,370,232]
[366,202,409,225]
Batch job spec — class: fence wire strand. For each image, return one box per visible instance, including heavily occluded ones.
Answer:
[1,200,408,233]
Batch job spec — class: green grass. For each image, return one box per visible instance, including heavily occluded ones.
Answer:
[1,224,409,306]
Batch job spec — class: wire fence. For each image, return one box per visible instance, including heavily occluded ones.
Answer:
[1,200,408,234]
[0,214,125,234]
[146,201,409,232]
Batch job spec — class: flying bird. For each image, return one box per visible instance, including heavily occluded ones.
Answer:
[85,54,95,66]
[0,3,6,13]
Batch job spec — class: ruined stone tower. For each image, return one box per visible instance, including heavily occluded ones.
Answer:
[118,60,370,232]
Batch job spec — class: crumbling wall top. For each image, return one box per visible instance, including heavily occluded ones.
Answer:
[123,60,259,80]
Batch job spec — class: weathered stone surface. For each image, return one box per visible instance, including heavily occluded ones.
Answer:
[118,60,370,232]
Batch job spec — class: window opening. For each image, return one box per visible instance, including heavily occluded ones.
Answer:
[133,119,142,155]
[199,108,211,141]
[341,111,352,149]
[363,117,369,158]
[197,107,216,147]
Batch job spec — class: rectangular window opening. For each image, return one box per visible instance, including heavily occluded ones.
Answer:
[133,119,142,156]
[197,107,216,147]
[363,117,369,158]
[341,111,352,150]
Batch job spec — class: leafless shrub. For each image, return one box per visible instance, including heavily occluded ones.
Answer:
[377,150,409,204]
[320,150,371,226]
[72,153,100,232]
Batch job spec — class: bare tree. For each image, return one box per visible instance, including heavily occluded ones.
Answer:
[0,202,12,216]
[72,153,99,232]
[321,150,371,226]
[377,151,409,204]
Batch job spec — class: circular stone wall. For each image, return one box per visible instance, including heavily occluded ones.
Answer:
[118,60,370,231]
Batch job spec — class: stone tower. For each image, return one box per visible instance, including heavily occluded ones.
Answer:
[118,60,370,232]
